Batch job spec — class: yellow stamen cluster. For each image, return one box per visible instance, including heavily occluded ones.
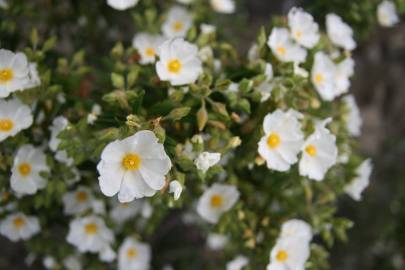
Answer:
[18,163,32,176]
[267,133,281,149]
[0,119,14,132]
[305,144,317,157]
[167,59,182,74]
[0,68,13,83]
[127,247,138,259]
[210,194,223,208]
[13,217,26,229]
[276,250,288,262]
[122,153,141,171]
[84,223,98,234]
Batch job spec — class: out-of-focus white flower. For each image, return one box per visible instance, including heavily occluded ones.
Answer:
[87,104,102,125]
[299,119,338,181]
[288,7,320,48]
[0,0,8,8]
[110,200,142,224]
[63,255,82,270]
[97,130,172,203]
[156,38,202,86]
[197,183,239,224]
[0,98,33,142]
[169,180,183,200]
[43,256,57,269]
[377,1,399,27]
[344,159,372,201]
[0,49,30,98]
[62,186,94,215]
[107,0,139,10]
[258,109,304,172]
[267,28,307,63]
[133,33,165,65]
[10,145,49,195]
[162,6,192,38]
[177,0,193,4]
[311,52,337,101]
[210,0,235,14]
[200,24,216,34]
[199,46,214,62]
[118,238,151,270]
[335,57,355,95]
[207,233,228,250]
[257,63,274,102]
[0,212,40,242]
[67,216,115,261]
[24,63,41,89]
[279,219,312,243]
[266,238,310,270]
[226,255,249,270]
[194,152,221,173]
[49,116,74,165]
[343,95,362,136]
[326,13,356,51]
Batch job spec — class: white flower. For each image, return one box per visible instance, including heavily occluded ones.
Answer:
[257,63,274,102]
[162,6,192,38]
[0,49,30,98]
[62,186,94,215]
[0,0,7,8]
[288,7,320,48]
[299,119,338,181]
[0,98,33,142]
[279,219,312,243]
[344,159,372,201]
[377,1,399,27]
[107,0,139,10]
[97,130,172,203]
[63,255,82,270]
[49,116,74,165]
[210,0,235,14]
[24,63,41,89]
[133,33,164,65]
[194,152,221,173]
[0,212,40,242]
[118,238,151,270]
[110,200,142,224]
[258,109,304,172]
[156,38,202,86]
[311,52,338,101]
[177,0,193,4]
[266,238,310,270]
[87,104,102,125]
[326,13,356,51]
[267,28,307,63]
[67,216,115,260]
[335,57,355,95]
[43,256,57,269]
[343,95,362,136]
[169,180,183,200]
[10,145,49,195]
[226,255,249,270]
[196,183,239,224]
[207,233,228,250]
[200,24,216,34]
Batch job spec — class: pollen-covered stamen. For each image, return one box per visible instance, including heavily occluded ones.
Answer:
[0,68,13,83]
[18,163,32,176]
[210,194,223,208]
[314,73,324,84]
[122,153,141,171]
[305,144,317,157]
[267,133,281,149]
[167,59,182,74]
[127,247,138,259]
[276,250,288,262]
[294,31,302,40]
[172,21,184,31]
[145,47,156,57]
[0,119,14,132]
[75,191,88,203]
[13,217,26,229]
[84,223,98,234]
[276,47,287,56]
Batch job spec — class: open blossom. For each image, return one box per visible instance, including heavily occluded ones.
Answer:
[343,95,362,136]
[10,145,49,195]
[87,104,102,125]
[266,237,310,270]
[67,216,115,261]
[110,200,142,224]
[288,7,320,48]
[258,109,304,172]
[162,6,192,38]
[279,219,312,243]
[197,183,239,224]
[107,0,139,10]
[326,13,356,51]
[0,98,33,142]
[0,212,40,242]
[257,63,274,102]
[62,186,94,215]
[207,233,228,250]
[267,28,307,63]
[156,38,202,86]
[344,159,373,201]
[194,152,221,173]
[132,33,164,65]
[118,238,151,270]
[299,119,338,181]
[169,180,183,200]
[311,52,337,101]
[49,116,74,165]
[97,130,172,203]
[335,57,355,95]
[210,0,235,14]
[226,255,249,270]
[63,255,82,270]
[377,1,399,27]
[0,49,30,98]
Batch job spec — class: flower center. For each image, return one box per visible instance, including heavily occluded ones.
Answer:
[0,68,13,83]
[13,217,26,229]
[173,21,184,31]
[267,133,281,149]
[84,223,98,234]
[145,47,156,57]
[276,47,287,56]
[0,119,14,132]
[210,194,223,208]
[122,153,141,171]
[314,73,324,84]
[167,59,182,74]
[295,31,302,40]
[76,191,88,202]
[18,163,32,176]
[276,250,288,262]
[305,144,317,157]
[127,247,138,259]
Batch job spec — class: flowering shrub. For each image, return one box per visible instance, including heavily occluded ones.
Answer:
[0,0,403,269]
